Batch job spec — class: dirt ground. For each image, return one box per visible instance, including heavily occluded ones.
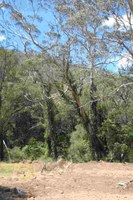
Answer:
[0,160,133,200]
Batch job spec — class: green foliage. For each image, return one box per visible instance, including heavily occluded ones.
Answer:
[0,47,133,163]
[128,148,133,163]
[100,118,133,162]
[22,138,46,160]
[9,146,25,162]
[106,143,128,162]
[68,124,92,162]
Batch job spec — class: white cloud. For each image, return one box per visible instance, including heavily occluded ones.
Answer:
[0,35,6,42]
[118,54,132,69]
[102,14,133,29]
[103,17,115,27]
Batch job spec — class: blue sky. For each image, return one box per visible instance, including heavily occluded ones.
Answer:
[0,0,55,50]
[0,0,132,73]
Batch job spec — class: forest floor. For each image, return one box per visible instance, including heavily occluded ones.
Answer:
[0,160,133,200]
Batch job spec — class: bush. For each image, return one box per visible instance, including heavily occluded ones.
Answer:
[68,124,92,162]
[9,146,25,162]
[22,138,46,160]
[106,143,128,162]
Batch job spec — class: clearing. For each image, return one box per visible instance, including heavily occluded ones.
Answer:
[0,160,133,200]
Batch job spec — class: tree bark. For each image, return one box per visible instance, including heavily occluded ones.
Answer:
[36,69,58,160]
[64,61,105,160]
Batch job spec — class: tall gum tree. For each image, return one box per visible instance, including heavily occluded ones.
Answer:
[0,0,132,160]
[0,48,21,160]
[50,0,116,159]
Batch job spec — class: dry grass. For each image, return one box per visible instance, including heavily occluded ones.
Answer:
[0,159,70,180]
[0,161,41,180]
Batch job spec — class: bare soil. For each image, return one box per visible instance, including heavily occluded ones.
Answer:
[0,160,133,200]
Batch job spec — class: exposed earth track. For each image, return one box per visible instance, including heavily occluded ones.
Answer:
[0,161,133,200]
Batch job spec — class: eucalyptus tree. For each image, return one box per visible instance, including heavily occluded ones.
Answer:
[101,0,133,73]
[101,0,133,126]
[0,48,23,160]
[0,0,112,159]
[50,0,118,159]
[48,0,133,159]
[19,51,77,159]
[0,0,80,159]
[0,0,132,160]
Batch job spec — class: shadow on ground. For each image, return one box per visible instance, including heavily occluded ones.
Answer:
[0,186,27,200]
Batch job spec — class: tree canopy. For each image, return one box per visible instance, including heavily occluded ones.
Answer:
[0,0,132,162]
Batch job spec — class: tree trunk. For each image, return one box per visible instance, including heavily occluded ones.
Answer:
[36,70,58,160]
[64,64,105,160]
[45,86,58,160]
[80,108,105,160]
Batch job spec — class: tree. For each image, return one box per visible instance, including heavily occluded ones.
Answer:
[20,54,77,159]
[50,0,117,159]
[0,0,132,161]
[0,48,21,160]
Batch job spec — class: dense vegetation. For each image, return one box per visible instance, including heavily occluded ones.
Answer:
[0,0,133,162]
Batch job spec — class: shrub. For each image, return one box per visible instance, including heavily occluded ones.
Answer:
[22,138,46,160]
[106,143,128,162]
[68,124,92,162]
[9,146,25,162]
